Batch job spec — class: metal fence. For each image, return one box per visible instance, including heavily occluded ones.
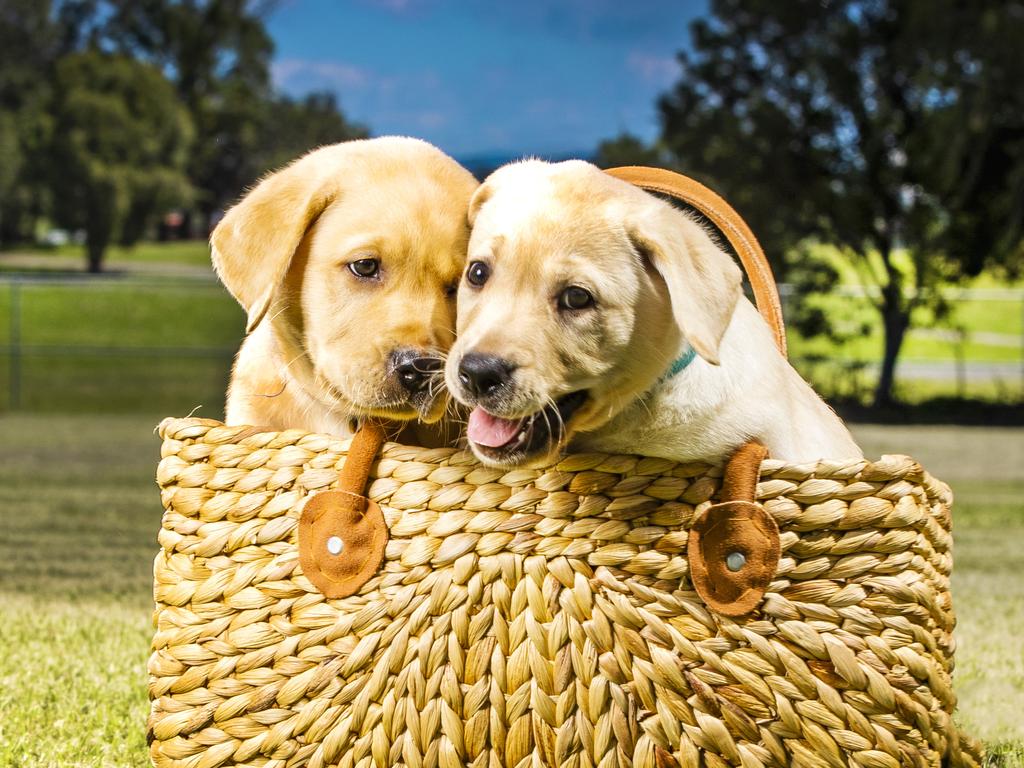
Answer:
[775,283,1024,402]
[1,272,1022,415]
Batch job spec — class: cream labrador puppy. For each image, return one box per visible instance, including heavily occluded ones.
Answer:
[212,136,478,440]
[444,159,861,468]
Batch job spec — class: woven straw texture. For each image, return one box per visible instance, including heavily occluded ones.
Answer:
[149,417,980,768]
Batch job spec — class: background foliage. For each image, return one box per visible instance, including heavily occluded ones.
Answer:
[599,0,1024,405]
[0,0,367,269]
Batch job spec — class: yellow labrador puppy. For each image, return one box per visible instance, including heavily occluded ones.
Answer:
[212,137,477,440]
[444,159,861,467]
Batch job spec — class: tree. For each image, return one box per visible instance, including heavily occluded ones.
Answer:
[49,50,193,271]
[0,0,59,244]
[1,1,368,252]
[78,0,276,229]
[594,132,667,169]
[62,0,367,229]
[657,0,1024,405]
[255,92,369,173]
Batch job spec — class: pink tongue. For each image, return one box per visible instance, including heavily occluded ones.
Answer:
[467,407,522,448]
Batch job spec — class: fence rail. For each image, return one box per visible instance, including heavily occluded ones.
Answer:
[1,271,1021,414]
[7,275,19,409]
[1,272,239,414]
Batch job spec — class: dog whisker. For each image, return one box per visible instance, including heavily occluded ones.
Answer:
[542,393,567,445]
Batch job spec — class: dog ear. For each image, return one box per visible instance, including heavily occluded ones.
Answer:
[211,149,338,333]
[466,182,493,228]
[626,200,743,365]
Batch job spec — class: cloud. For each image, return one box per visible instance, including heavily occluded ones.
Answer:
[470,0,702,44]
[356,0,431,15]
[271,58,370,91]
[626,52,679,87]
[412,110,448,129]
[272,59,446,100]
[271,57,458,143]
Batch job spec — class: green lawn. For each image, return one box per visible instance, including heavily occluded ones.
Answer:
[0,415,161,767]
[786,248,1024,399]
[787,291,1023,364]
[852,425,1024,765]
[0,414,1020,766]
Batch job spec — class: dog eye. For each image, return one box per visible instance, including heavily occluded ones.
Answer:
[348,258,380,279]
[559,286,595,311]
[466,261,490,287]
[444,281,458,298]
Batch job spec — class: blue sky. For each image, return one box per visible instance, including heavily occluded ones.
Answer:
[267,0,706,160]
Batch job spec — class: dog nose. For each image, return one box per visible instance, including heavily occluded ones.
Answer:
[458,353,516,398]
[392,350,443,394]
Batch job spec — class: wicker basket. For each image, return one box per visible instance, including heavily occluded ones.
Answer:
[148,168,980,767]
[150,418,979,768]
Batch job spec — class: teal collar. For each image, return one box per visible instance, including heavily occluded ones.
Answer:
[663,345,697,380]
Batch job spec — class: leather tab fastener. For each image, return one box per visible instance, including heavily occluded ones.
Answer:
[298,422,388,598]
[688,443,780,617]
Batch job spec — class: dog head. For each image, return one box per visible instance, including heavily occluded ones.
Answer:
[444,159,742,467]
[212,136,478,423]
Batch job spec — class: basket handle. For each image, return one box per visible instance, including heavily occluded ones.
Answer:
[687,442,781,617]
[606,166,787,357]
[298,421,389,598]
[337,420,388,500]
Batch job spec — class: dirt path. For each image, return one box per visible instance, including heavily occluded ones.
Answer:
[0,251,214,278]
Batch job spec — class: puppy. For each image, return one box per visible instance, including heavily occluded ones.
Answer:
[444,160,861,468]
[212,137,478,441]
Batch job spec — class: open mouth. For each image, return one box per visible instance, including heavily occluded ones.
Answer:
[466,390,589,465]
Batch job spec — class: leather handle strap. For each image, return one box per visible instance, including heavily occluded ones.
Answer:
[719,441,769,503]
[606,166,787,357]
[337,420,388,506]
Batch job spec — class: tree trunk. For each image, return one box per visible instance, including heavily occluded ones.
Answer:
[86,242,104,273]
[874,284,910,407]
[85,188,115,273]
[86,225,107,273]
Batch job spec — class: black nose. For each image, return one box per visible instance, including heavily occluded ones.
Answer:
[458,353,516,398]
[392,350,443,394]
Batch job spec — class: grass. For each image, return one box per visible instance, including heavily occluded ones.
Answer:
[0,415,162,768]
[850,425,1024,762]
[0,241,1019,764]
[787,293,1024,363]
[3,354,234,414]
[0,414,1021,766]
[0,597,152,767]
[785,246,1024,398]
